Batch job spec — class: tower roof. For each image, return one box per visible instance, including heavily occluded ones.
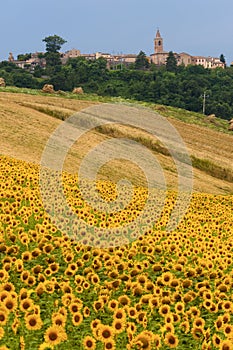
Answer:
[156,29,161,38]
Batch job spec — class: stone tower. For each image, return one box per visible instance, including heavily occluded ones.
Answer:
[8,52,14,62]
[154,29,164,53]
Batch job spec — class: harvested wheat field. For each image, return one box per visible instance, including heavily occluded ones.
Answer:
[0,91,232,194]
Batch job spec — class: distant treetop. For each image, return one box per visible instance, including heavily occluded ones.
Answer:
[42,35,67,53]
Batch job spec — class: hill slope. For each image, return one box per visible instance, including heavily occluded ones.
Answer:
[0,89,232,194]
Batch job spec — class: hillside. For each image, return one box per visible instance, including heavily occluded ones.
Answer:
[0,88,233,349]
[0,88,233,195]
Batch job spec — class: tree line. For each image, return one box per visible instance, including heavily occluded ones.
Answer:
[0,35,233,120]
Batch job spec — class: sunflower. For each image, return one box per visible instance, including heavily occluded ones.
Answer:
[222,301,233,313]
[83,306,91,318]
[137,311,147,326]
[149,297,159,309]
[0,269,9,282]
[174,301,185,314]
[164,313,174,324]
[38,342,54,350]
[27,275,36,287]
[179,321,190,334]
[20,298,33,313]
[0,307,8,326]
[112,318,125,334]
[187,306,200,318]
[0,282,15,293]
[127,306,138,319]
[220,340,233,350]
[0,327,4,340]
[20,271,30,283]
[20,336,25,350]
[25,314,43,331]
[51,313,66,327]
[126,322,137,335]
[161,323,175,334]
[108,300,119,312]
[145,281,154,293]
[201,340,212,350]
[12,316,20,335]
[133,331,152,350]
[152,334,161,348]
[223,324,233,338]
[72,312,83,326]
[118,295,130,307]
[0,345,10,350]
[44,325,67,346]
[43,281,55,294]
[113,309,126,322]
[193,317,205,329]
[93,300,104,313]
[213,334,222,347]
[74,275,84,286]
[191,327,204,341]
[35,283,45,297]
[61,293,73,307]
[132,284,143,297]
[90,319,101,339]
[164,333,179,348]
[56,307,67,320]
[83,335,96,350]
[222,313,231,324]
[98,324,114,343]
[215,316,223,331]
[31,265,42,275]
[158,304,170,317]
[22,251,32,262]
[104,339,116,350]
[49,263,59,274]
[161,272,173,286]
[61,282,73,294]
[3,295,17,312]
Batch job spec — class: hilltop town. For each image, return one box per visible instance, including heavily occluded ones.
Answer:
[1,30,233,122]
[7,30,225,72]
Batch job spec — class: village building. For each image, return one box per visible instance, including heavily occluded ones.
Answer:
[7,29,225,70]
[150,29,225,69]
[150,29,169,65]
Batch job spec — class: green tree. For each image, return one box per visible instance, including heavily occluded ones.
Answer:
[166,51,177,72]
[43,35,66,76]
[135,51,150,70]
[33,65,44,78]
[17,53,32,61]
[220,54,226,67]
[42,35,67,53]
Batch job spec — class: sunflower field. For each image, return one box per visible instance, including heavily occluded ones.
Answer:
[0,154,233,350]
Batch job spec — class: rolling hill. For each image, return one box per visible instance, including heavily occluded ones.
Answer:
[0,88,232,195]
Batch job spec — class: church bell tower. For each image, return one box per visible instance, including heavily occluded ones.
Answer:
[154,29,164,53]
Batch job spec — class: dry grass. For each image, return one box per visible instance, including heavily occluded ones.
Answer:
[0,91,232,194]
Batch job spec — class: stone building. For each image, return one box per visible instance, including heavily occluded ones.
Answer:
[150,29,225,69]
[150,29,169,65]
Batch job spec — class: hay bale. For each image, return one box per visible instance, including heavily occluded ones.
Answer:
[206,114,216,121]
[155,105,167,112]
[42,84,55,94]
[56,90,66,95]
[205,114,218,125]
[228,122,233,131]
[0,77,6,87]
[72,87,84,94]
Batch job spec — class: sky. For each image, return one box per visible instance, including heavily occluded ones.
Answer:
[1,0,233,65]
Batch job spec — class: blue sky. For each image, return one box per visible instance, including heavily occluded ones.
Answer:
[1,0,233,64]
